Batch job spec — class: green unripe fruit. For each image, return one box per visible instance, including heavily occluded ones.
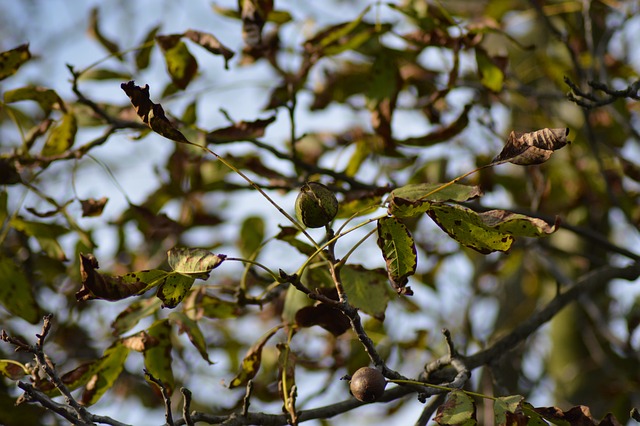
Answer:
[295,182,338,228]
[349,367,387,402]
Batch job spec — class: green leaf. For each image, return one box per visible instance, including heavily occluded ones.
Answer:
[167,247,226,278]
[229,326,281,388]
[181,100,197,125]
[135,25,160,70]
[341,265,389,320]
[156,35,198,89]
[425,203,514,254]
[238,216,265,258]
[476,49,504,92]
[88,7,121,59]
[494,395,524,426]
[144,319,174,394]
[9,217,69,261]
[80,342,130,406]
[522,402,556,426]
[155,272,195,309]
[169,312,213,364]
[435,390,476,425]
[42,112,77,156]
[111,298,163,336]
[388,183,483,218]
[478,210,558,237]
[281,285,314,325]
[3,86,64,115]
[0,360,28,380]
[0,257,40,324]
[376,216,417,295]
[78,68,132,81]
[0,44,31,80]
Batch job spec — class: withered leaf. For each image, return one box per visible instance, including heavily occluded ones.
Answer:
[120,81,189,143]
[295,303,351,336]
[184,29,234,69]
[206,116,276,143]
[80,197,108,217]
[492,128,570,166]
[241,0,273,48]
[76,253,151,302]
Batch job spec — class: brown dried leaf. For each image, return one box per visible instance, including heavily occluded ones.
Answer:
[121,80,189,143]
[241,0,273,48]
[492,128,570,166]
[295,303,351,336]
[80,197,108,217]
[206,116,276,143]
[184,29,234,69]
[121,331,159,352]
[75,254,151,302]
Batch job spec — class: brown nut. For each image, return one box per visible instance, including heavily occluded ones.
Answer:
[349,367,387,402]
[295,182,338,228]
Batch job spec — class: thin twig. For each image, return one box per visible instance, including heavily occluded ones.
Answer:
[144,369,174,426]
[180,388,194,426]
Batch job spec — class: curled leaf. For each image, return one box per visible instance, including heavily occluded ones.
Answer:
[206,116,276,143]
[121,81,189,143]
[376,216,416,295]
[80,197,108,217]
[155,35,197,89]
[229,325,282,388]
[184,29,234,69]
[492,128,570,165]
[0,44,31,81]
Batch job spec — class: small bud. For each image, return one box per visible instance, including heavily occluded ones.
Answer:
[295,182,338,228]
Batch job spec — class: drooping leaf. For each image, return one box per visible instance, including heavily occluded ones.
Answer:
[3,86,64,115]
[9,217,69,261]
[0,360,28,380]
[388,183,483,218]
[435,390,476,425]
[183,287,242,320]
[156,35,198,89]
[184,29,234,69]
[169,312,213,364]
[238,216,265,259]
[399,104,472,147]
[88,7,121,59]
[341,265,389,321]
[492,128,570,165]
[155,273,196,309]
[111,298,163,336]
[80,197,108,217]
[206,116,276,144]
[121,80,190,143]
[42,112,77,156]
[478,210,558,237]
[229,326,281,388]
[240,0,273,48]
[277,342,297,424]
[376,216,417,295]
[135,25,161,71]
[167,247,226,278]
[76,254,166,302]
[143,319,174,395]
[295,303,351,336]
[78,68,132,81]
[425,203,514,254]
[80,342,130,406]
[0,44,31,80]
[476,48,505,92]
[120,331,159,352]
[0,258,40,324]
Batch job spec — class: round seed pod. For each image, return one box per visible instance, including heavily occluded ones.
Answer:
[295,182,338,228]
[349,367,387,402]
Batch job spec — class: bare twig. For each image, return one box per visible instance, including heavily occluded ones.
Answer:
[144,369,174,426]
[180,388,194,426]
[241,380,253,417]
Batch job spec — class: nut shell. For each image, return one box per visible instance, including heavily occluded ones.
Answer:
[295,182,338,228]
[349,367,387,402]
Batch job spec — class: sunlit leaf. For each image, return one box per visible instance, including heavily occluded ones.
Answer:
[478,210,558,237]
[229,326,281,388]
[425,203,514,254]
[143,319,174,395]
[169,312,213,364]
[81,342,130,406]
[0,44,31,80]
[388,183,483,218]
[435,390,476,425]
[156,35,198,89]
[121,331,159,352]
[3,86,64,115]
[167,247,226,278]
[0,258,40,324]
[42,112,77,156]
[184,29,234,69]
[494,395,524,426]
[376,216,416,295]
[492,128,570,166]
[121,80,190,143]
